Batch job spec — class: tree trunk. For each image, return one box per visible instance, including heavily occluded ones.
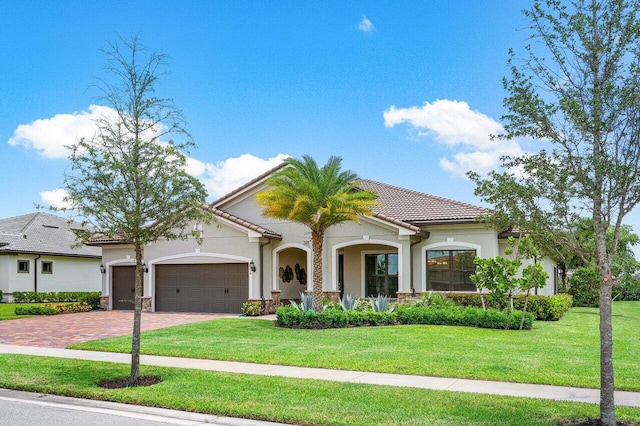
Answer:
[594,218,615,425]
[599,268,616,425]
[311,230,324,313]
[519,287,531,331]
[129,244,144,387]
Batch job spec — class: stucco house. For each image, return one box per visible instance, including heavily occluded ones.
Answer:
[94,164,559,313]
[0,212,102,301]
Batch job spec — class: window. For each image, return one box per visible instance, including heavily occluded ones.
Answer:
[42,261,53,274]
[426,250,476,291]
[365,253,398,297]
[17,260,29,273]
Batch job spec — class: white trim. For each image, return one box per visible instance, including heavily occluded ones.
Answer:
[421,239,481,293]
[360,215,418,237]
[105,258,135,310]
[332,239,402,295]
[272,243,311,292]
[146,251,254,312]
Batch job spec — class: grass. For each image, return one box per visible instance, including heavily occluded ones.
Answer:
[0,354,639,425]
[0,303,46,320]
[71,301,640,391]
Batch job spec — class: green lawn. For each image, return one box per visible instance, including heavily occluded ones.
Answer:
[71,302,640,391]
[0,354,639,426]
[0,303,46,320]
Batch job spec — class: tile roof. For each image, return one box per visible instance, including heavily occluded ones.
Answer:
[207,207,282,239]
[356,179,485,223]
[0,212,101,258]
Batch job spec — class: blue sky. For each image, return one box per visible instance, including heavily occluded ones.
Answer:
[3,1,639,254]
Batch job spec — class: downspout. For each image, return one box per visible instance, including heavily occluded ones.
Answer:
[259,239,272,314]
[34,255,41,293]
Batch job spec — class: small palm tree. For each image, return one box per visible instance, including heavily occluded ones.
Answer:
[256,155,378,312]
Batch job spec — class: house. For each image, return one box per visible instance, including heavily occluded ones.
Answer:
[93,164,560,313]
[0,212,102,301]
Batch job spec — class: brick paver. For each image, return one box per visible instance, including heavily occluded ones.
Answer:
[0,311,232,348]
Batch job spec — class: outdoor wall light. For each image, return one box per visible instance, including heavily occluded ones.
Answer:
[249,260,256,272]
[142,262,149,273]
[100,264,106,274]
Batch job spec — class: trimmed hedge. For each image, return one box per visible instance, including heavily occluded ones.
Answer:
[275,304,533,330]
[395,305,533,330]
[441,293,572,321]
[14,302,92,316]
[276,305,396,328]
[12,291,101,305]
[14,306,59,316]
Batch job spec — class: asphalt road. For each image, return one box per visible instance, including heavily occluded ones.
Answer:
[0,388,287,426]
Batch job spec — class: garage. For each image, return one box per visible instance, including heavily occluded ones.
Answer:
[111,265,137,310]
[155,263,249,313]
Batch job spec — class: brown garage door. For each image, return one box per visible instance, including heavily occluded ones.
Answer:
[155,263,248,313]
[112,265,136,310]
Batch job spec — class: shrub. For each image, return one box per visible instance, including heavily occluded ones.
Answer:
[276,305,303,327]
[567,267,600,307]
[442,293,572,321]
[242,301,262,316]
[78,293,102,310]
[43,302,92,314]
[14,306,59,316]
[396,305,533,330]
[12,291,101,306]
[407,292,456,309]
[613,278,640,301]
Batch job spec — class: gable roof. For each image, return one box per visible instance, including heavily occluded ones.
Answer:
[89,206,282,245]
[212,162,289,208]
[0,212,101,258]
[356,179,485,224]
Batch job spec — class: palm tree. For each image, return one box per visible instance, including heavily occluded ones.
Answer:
[256,155,378,312]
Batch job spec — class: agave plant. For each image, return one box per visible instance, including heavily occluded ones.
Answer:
[369,294,394,312]
[339,294,360,311]
[290,292,314,313]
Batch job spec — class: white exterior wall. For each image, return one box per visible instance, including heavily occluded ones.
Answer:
[0,254,101,300]
[497,240,557,296]
[416,223,499,293]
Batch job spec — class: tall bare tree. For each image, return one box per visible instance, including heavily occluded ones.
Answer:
[470,1,640,424]
[64,36,209,386]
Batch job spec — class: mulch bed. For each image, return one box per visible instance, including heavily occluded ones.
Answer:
[97,376,162,389]
[558,419,639,426]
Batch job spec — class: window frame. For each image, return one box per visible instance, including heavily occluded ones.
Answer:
[17,260,30,274]
[41,261,53,274]
[426,249,477,292]
[364,252,399,298]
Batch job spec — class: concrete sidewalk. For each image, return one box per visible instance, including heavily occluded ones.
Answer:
[1,343,639,408]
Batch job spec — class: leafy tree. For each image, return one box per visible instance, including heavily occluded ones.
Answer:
[256,155,378,312]
[469,1,640,423]
[63,37,209,386]
[470,255,521,311]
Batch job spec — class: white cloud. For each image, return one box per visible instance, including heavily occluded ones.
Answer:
[383,99,523,176]
[192,153,290,199]
[8,105,117,159]
[40,188,75,210]
[358,15,374,33]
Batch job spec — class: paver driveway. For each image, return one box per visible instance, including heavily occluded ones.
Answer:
[0,311,232,348]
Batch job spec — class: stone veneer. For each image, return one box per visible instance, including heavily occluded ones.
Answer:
[99,295,152,312]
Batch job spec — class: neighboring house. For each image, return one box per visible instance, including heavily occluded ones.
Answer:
[93,163,560,314]
[0,212,102,301]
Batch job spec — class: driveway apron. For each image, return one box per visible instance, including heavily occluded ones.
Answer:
[0,311,230,348]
